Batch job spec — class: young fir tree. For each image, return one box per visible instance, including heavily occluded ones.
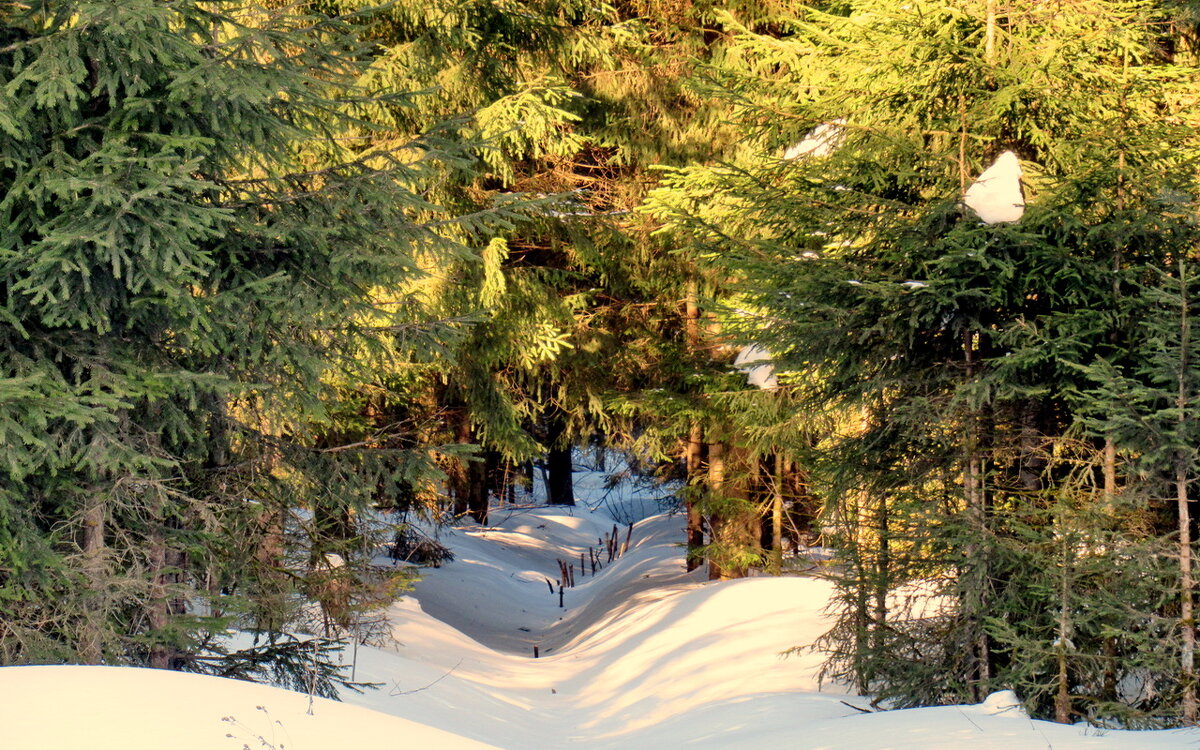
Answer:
[1079,256,1200,724]
[647,0,1200,722]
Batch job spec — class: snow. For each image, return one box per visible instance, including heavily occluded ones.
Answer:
[0,664,495,750]
[733,343,778,389]
[6,469,1199,749]
[963,150,1025,224]
[783,119,847,160]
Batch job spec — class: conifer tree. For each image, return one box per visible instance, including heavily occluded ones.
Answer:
[334,0,753,536]
[647,0,1200,721]
[0,0,517,675]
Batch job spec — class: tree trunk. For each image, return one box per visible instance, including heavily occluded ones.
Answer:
[465,454,490,523]
[683,277,706,570]
[545,414,574,506]
[707,442,758,581]
[984,0,996,62]
[706,441,727,581]
[873,490,889,653]
[963,329,991,699]
[1178,258,1196,724]
[1054,528,1073,724]
[79,490,106,665]
[770,453,784,576]
[148,491,170,670]
[446,410,490,523]
[1103,439,1117,501]
[1179,458,1196,724]
[685,422,705,571]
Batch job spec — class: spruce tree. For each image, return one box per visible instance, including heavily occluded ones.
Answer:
[647,0,1200,722]
[0,0,512,676]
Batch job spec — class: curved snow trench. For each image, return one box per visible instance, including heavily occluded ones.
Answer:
[4,503,1197,749]
[342,505,1197,749]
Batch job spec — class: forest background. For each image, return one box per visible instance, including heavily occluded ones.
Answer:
[4,0,1200,729]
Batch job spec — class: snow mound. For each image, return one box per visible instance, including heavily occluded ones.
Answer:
[963,150,1025,224]
[980,689,1025,716]
[342,503,1200,749]
[0,664,493,750]
[13,501,1200,749]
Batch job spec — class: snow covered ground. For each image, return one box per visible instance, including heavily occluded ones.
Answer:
[5,468,1200,748]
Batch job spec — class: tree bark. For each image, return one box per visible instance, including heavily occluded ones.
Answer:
[684,277,705,570]
[874,490,889,653]
[545,413,574,506]
[148,491,170,670]
[707,442,758,581]
[984,0,997,62]
[963,329,991,698]
[1054,530,1073,724]
[1179,259,1196,724]
[706,441,727,581]
[685,422,705,571]
[79,491,106,665]
[770,453,784,576]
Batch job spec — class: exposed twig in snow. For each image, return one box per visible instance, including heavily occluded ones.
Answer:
[389,659,464,696]
[958,709,985,732]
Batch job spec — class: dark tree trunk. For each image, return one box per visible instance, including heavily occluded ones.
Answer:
[148,496,170,669]
[545,414,574,506]
[448,408,488,523]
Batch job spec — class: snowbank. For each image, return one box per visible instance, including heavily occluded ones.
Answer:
[6,495,1198,749]
[0,664,493,750]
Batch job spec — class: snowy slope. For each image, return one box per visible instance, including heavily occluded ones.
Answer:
[341,503,1200,749]
[0,664,494,750]
[6,494,1199,749]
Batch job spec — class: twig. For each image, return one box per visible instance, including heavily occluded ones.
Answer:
[389,659,464,696]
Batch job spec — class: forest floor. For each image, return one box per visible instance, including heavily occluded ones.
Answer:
[6,473,1200,748]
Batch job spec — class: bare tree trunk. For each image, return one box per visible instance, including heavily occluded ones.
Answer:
[1105,147,1124,506]
[685,278,700,350]
[707,443,758,581]
[685,422,705,571]
[706,441,727,581]
[79,491,106,665]
[1103,439,1117,500]
[874,491,889,652]
[1179,458,1196,724]
[1179,259,1197,724]
[963,329,991,698]
[1054,531,1073,724]
[450,408,473,519]
[545,412,574,507]
[770,453,784,576]
[984,0,996,62]
[683,277,706,571]
[148,491,170,670]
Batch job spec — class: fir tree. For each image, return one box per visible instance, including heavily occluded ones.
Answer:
[647,0,1200,722]
[0,0,512,677]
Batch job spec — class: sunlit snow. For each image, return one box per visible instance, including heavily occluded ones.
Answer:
[734,344,778,389]
[783,119,846,160]
[963,150,1025,224]
[7,466,1199,749]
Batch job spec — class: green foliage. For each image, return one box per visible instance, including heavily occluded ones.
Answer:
[649,0,1200,724]
[0,0,493,679]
